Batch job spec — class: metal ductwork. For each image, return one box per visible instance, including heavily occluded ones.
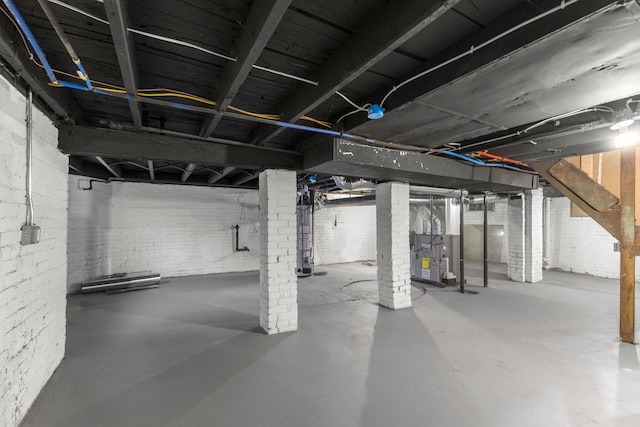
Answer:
[410,185,467,198]
[465,194,509,204]
[331,176,377,191]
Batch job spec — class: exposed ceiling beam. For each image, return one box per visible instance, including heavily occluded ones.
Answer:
[58,125,303,170]
[208,166,235,184]
[490,127,614,160]
[95,156,121,178]
[68,156,83,173]
[304,138,538,192]
[103,0,142,127]
[148,160,154,180]
[250,0,461,145]
[68,156,111,178]
[181,163,197,182]
[343,0,617,135]
[199,0,292,138]
[232,171,260,186]
[0,14,81,122]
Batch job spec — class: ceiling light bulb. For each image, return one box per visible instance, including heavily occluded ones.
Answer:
[610,119,635,131]
[367,104,385,120]
[610,107,635,130]
[615,130,639,148]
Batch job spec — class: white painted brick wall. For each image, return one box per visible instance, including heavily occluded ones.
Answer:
[67,175,260,292]
[546,197,637,279]
[507,195,525,282]
[463,201,509,263]
[313,204,376,265]
[0,76,67,427]
[524,189,543,282]
[259,169,297,334]
[376,182,411,309]
[507,191,543,283]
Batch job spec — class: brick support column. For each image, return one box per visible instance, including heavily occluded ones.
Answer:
[376,182,411,309]
[259,169,297,334]
[508,189,543,283]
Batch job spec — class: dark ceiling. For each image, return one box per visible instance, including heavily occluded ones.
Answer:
[1,0,639,191]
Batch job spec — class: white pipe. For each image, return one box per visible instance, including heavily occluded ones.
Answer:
[410,185,467,198]
[25,87,34,225]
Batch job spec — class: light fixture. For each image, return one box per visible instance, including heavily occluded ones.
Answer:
[610,107,635,131]
[615,129,639,148]
[367,104,385,120]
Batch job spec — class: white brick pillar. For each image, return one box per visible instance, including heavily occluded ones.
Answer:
[507,189,543,283]
[259,169,297,334]
[376,182,411,309]
[524,189,543,282]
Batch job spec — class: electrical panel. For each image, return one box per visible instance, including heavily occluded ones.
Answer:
[20,224,41,245]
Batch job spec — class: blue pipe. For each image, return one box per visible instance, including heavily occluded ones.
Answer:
[485,163,528,172]
[3,0,57,83]
[442,150,485,165]
[274,121,359,139]
[75,62,92,89]
[442,150,529,172]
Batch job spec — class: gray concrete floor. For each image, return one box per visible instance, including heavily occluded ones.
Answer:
[21,261,640,427]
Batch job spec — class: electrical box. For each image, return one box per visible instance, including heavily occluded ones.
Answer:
[20,224,41,245]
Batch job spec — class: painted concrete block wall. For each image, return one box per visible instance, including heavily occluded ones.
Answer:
[259,169,297,334]
[67,175,260,292]
[546,196,637,279]
[313,204,377,265]
[0,77,68,427]
[376,182,411,309]
[463,201,509,263]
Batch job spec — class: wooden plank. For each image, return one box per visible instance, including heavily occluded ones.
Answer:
[96,156,121,178]
[548,160,619,212]
[252,0,462,144]
[58,125,302,170]
[531,160,621,241]
[200,0,292,137]
[619,146,636,344]
[208,166,235,184]
[104,0,143,127]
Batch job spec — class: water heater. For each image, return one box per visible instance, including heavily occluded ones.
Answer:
[296,187,314,277]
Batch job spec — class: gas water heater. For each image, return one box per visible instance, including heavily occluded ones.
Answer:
[296,187,314,277]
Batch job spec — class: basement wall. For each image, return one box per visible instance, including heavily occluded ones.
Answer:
[463,201,509,264]
[67,177,260,292]
[545,196,639,279]
[313,204,377,265]
[0,76,68,427]
[68,183,378,290]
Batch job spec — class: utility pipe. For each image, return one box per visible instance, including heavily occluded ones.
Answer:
[36,0,92,88]
[410,185,467,198]
[483,193,488,287]
[25,87,34,225]
[474,151,528,167]
[332,176,377,191]
[460,197,464,293]
[234,225,249,252]
[459,195,465,293]
[465,194,509,205]
[2,0,58,82]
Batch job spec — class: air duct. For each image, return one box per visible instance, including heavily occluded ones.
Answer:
[331,176,377,191]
